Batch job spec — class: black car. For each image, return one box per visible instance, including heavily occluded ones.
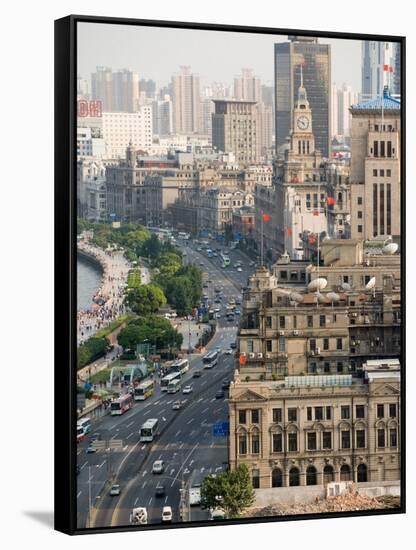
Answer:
[215,390,225,399]
[155,484,166,497]
[230,342,237,349]
[221,380,230,390]
[193,370,202,378]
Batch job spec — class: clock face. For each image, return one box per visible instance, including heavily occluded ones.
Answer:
[297,115,309,130]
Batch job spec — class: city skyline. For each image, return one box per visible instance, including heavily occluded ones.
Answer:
[78,22,367,92]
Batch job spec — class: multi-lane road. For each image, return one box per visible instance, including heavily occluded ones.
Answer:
[76,238,256,529]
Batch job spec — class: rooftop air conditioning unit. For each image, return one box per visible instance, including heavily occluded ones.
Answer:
[249,353,255,359]
[279,331,285,336]
[266,353,272,359]
[257,353,263,358]
[293,330,299,336]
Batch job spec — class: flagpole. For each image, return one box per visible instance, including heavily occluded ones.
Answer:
[261,214,264,266]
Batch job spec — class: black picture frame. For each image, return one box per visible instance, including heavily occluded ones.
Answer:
[55,14,406,535]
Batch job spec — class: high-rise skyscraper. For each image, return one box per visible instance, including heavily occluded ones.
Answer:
[361,41,400,102]
[91,67,140,112]
[331,83,359,138]
[212,100,259,164]
[274,36,331,158]
[171,66,201,134]
[234,68,261,102]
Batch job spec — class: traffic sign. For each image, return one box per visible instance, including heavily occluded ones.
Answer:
[213,421,230,437]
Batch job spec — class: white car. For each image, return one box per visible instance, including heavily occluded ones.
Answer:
[182,385,193,394]
[152,460,165,474]
[162,506,173,522]
[109,484,121,496]
[237,267,242,272]
[225,349,233,355]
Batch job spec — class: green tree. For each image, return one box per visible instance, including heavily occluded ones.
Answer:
[200,464,255,519]
[125,284,166,316]
[117,315,182,351]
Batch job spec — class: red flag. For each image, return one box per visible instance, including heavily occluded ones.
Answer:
[309,236,316,245]
[327,196,335,206]
[313,210,319,216]
[383,64,389,71]
[239,354,247,366]
[262,213,270,222]
[287,227,293,236]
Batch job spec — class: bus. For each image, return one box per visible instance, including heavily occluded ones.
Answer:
[77,417,92,435]
[220,252,230,267]
[140,418,159,442]
[160,371,182,392]
[203,350,219,368]
[134,380,155,401]
[76,425,86,443]
[167,378,182,394]
[177,231,190,240]
[110,393,133,416]
[172,358,189,375]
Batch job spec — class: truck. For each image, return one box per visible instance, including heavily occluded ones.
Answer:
[130,507,148,525]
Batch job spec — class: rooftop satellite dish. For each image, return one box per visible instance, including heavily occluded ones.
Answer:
[290,292,304,304]
[327,292,340,303]
[315,292,328,303]
[382,243,398,255]
[366,276,376,290]
[308,278,328,291]
[341,282,351,291]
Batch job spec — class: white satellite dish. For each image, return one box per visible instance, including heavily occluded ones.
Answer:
[382,243,398,255]
[308,278,328,291]
[315,292,328,303]
[341,282,351,291]
[366,276,376,290]
[290,292,304,304]
[327,292,340,303]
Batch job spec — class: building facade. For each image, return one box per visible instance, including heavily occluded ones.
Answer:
[361,41,400,102]
[102,108,153,158]
[212,100,259,164]
[172,66,201,134]
[349,89,401,243]
[229,361,400,489]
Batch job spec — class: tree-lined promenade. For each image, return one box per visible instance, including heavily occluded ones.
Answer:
[77,221,203,372]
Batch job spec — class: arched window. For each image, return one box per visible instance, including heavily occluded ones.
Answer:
[323,465,334,484]
[289,467,300,487]
[252,469,260,489]
[238,430,247,455]
[357,463,367,482]
[306,466,317,486]
[272,468,283,488]
[340,464,351,481]
[251,428,260,455]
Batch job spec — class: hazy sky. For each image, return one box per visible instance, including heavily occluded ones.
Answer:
[78,22,363,91]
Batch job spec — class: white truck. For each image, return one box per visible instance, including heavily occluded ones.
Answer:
[188,470,204,506]
[130,507,148,525]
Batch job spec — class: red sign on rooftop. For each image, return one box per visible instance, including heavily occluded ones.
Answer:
[77,100,102,117]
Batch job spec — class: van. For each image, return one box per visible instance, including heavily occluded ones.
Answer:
[162,506,173,522]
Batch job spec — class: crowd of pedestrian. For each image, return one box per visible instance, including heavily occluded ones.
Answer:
[77,239,131,345]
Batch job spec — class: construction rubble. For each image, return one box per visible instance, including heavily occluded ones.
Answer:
[244,485,400,518]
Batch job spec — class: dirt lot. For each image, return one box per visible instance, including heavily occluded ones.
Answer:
[244,490,400,518]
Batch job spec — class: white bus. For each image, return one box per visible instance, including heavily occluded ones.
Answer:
[177,231,190,240]
[140,418,159,442]
[77,417,92,435]
[172,358,189,375]
[134,380,155,401]
[167,378,182,394]
[203,351,219,369]
[160,371,181,392]
[220,252,230,267]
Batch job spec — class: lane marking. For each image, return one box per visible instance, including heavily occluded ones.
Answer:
[175,430,181,437]
[170,443,199,487]
[126,421,134,428]
[142,470,147,477]
[165,496,169,503]
[123,445,128,451]
[77,491,82,498]
[134,497,138,506]
[148,497,153,506]
[80,461,88,470]
[126,432,134,439]
[187,418,194,425]
[98,460,106,468]
[142,481,147,489]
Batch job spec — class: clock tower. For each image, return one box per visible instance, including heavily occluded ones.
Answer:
[290,65,315,157]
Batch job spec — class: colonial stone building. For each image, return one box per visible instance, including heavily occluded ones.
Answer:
[238,240,401,379]
[229,360,400,488]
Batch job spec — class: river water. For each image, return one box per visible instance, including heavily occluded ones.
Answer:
[77,256,101,311]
